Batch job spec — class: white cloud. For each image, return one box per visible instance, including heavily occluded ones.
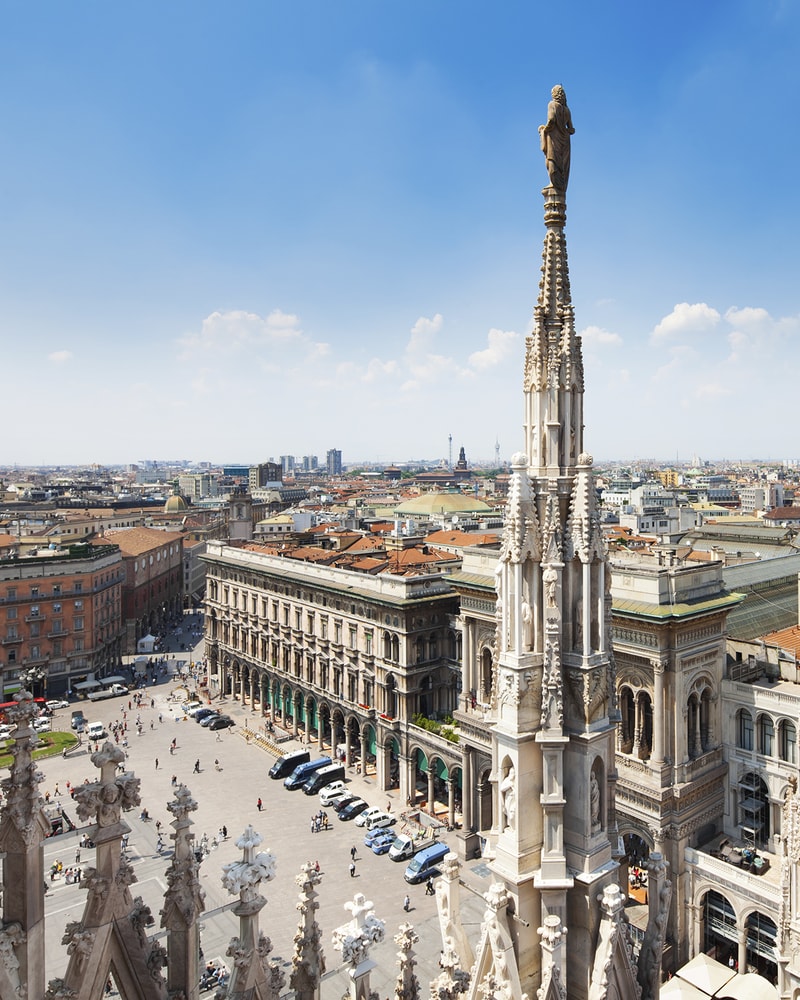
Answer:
[177,309,304,356]
[407,313,444,353]
[47,350,73,364]
[468,328,518,369]
[580,325,622,348]
[651,302,720,343]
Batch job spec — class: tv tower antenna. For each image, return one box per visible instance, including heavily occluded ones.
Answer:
[449,433,453,470]
[495,436,501,467]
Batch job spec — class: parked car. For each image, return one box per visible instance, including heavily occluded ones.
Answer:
[46,699,69,711]
[33,717,51,733]
[0,724,15,740]
[199,713,221,728]
[354,806,384,828]
[208,716,235,730]
[182,701,202,714]
[193,708,216,723]
[71,711,86,731]
[371,831,397,855]
[319,781,347,807]
[338,799,369,822]
[365,810,396,831]
[364,825,391,847]
[332,794,359,813]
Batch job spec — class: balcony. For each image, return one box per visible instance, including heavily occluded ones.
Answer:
[1,636,23,646]
[685,834,779,911]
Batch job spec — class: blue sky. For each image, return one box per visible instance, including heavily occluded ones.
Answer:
[1,0,798,467]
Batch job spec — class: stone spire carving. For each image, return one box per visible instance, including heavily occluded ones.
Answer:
[636,853,672,1000]
[332,892,386,1000]
[0,692,61,1000]
[53,743,167,1000]
[465,884,524,1000]
[485,86,619,1000]
[394,923,420,1000]
[220,824,283,1000]
[588,885,640,1000]
[160,784,205,999]
[290,862,326,1000]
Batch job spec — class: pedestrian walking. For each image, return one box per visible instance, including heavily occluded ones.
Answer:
[54,783,60,797]
[222,825,227,839]
[75,849,81,864]
[351,846,357,861]
[311,817,316,833]
[403,894,410,912]
[214,759,221,771]
[155,758,159,770]
[194,760,200,773]
[257,797,262,811]
[349,861,356,878]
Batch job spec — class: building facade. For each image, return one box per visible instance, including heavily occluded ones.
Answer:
[103,527,184,652]
[0,542,124,699]
[203,540,465,820]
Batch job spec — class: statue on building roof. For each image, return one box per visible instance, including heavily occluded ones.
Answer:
[538,85,574,192]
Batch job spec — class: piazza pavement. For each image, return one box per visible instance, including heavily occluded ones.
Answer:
[33,615,491,997]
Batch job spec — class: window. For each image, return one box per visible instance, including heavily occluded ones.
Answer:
[30,587,39,598]
[759,715,774,756]
[780,721,796,763]
[321,618,328,639]
[30,621,40,637]
[53,584,61,595]
[74,600,83,610]
[53,603,61,613]
[365,632,372,655]
[738,709,754,751]
[349,627,357,650]
[6,607,17,620]
[74,637,84,652]
[6,625,18,639]
[6,588,15,599]
[334,622,342,644]
[30,644,40,658]
[74,582,82,593]
[30,605,40,617]
[74,617,84,631]
[53,619,63,634]
[295,610,302,630]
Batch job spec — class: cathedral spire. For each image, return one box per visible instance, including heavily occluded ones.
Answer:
[524,86,584,477]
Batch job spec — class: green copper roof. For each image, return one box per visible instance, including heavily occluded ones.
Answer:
[613,591,745,621]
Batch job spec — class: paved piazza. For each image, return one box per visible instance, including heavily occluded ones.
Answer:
[35,623,489,996]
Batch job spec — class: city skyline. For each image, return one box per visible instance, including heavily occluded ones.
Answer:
[1,1,798,466]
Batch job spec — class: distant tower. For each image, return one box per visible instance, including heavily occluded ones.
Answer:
[487,85,617,1000]
[495,437,501,467]
[449,433,453,470]
[228,485,253,542]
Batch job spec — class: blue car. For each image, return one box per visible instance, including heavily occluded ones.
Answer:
[364,826,389,847]
[371,831,396,855]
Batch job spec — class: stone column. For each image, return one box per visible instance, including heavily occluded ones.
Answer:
[447,778,456,828]
[360,734,368,775]
[427,768,436,815]
[345,727,353,767]
[737,926,747,973]
[633,694,642,756]
[462,749,473,831]
[651,660,665,765]
[694,702,702,758]
[293,696,300,737]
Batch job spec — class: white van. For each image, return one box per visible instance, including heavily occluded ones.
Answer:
[365,810,396,831]
[319,781,347,806]
[87,722,106,740]
[354,806,383,828]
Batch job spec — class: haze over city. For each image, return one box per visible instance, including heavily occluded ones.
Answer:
[1,1,798,467]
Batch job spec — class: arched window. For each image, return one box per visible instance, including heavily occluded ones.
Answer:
[758,714,774,757]
[779,720,797,763]
[480,648,493,700]
[737,709,754,751]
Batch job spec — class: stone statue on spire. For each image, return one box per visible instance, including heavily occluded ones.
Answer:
[538,85,574,192]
